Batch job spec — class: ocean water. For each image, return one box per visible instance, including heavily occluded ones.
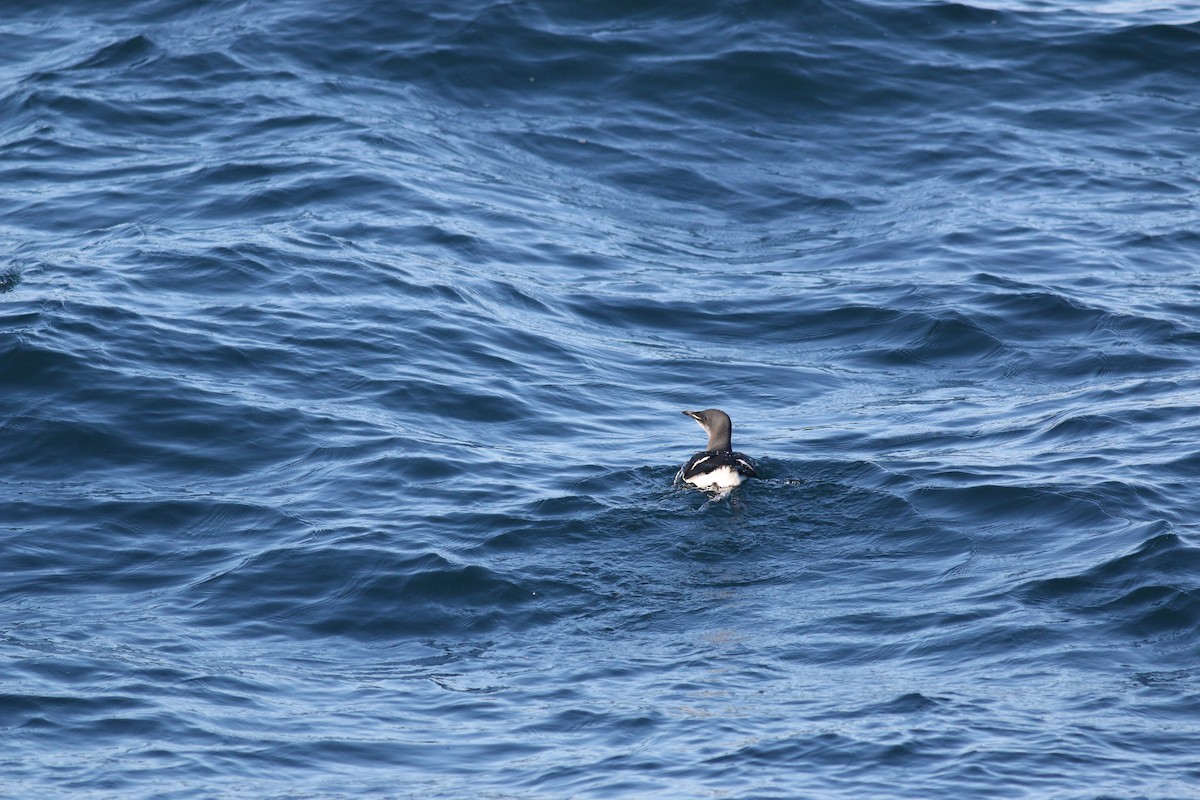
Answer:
[3,0,1200,797]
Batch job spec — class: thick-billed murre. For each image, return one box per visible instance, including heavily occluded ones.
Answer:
[677,408,758,490]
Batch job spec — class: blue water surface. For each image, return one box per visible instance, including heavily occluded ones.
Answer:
[4,0,1200,797]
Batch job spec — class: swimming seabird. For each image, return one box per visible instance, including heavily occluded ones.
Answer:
[677,408,758,490]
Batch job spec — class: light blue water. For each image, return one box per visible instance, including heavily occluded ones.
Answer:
[4,1,1200,797]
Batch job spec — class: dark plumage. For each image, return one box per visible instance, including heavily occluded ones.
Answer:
[678,409,758,490]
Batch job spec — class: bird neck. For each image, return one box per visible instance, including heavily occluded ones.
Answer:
[707,432,732,451]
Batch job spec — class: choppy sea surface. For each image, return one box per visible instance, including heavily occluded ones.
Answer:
[4,1,1200,797]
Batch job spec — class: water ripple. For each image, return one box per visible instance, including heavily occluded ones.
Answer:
[4,0,1200,797]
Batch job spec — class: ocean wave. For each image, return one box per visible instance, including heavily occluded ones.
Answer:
[5,0,1200,795]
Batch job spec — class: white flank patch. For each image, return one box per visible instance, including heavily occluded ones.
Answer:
[684,465,743,490]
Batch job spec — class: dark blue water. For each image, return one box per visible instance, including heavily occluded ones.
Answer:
[4,0,1200,796]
